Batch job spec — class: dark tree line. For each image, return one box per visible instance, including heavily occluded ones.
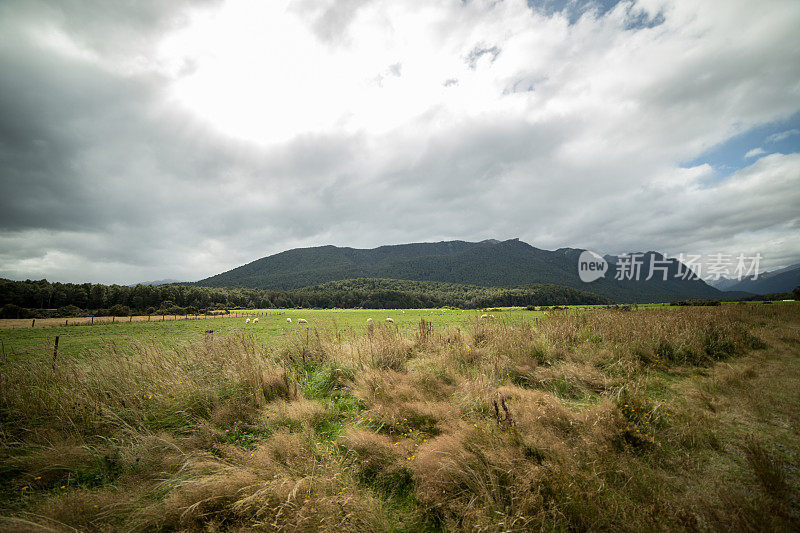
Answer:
[0,279,291,318]
[290,279,610,309]
[735,287,800,302]
[669,299,722,306]
[0,277,611,318]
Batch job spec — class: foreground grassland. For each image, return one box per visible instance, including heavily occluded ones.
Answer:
[1,305,799,531]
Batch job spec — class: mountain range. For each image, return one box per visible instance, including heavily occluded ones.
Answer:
[708,263,800,294]
[196,239,734,303]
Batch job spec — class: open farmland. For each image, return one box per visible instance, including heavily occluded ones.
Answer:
[0,307,572,361]
[1,303,799,531]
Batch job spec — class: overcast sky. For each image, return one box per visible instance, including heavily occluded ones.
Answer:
[1,0,799,284]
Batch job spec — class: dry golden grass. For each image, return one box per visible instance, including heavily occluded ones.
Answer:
[1,304,799,531]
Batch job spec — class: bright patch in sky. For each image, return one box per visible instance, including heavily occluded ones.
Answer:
[159,1,527,144]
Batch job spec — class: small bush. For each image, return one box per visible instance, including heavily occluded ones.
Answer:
[109,304,131,317]
[670,299,721,306]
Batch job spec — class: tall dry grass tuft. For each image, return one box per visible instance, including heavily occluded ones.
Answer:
[1,334,292,443]
[411,422,556,530]
[141,433,391,532]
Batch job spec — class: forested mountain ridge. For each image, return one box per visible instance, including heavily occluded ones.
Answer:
[196,239,727,303]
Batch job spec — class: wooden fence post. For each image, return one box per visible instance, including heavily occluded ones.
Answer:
[32,319,35,328]
[91,316,94,325]
[52,336,59,372]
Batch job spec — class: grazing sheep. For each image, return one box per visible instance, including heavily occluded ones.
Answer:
[489,314,495,319]
[481,314,488,319]
[245,318,250,324]
[252,318,258,324]
[402,310,405,314]
[298,318,308,324]
[286,318,292,323]
[386,318,394,323]
[366,318,373,323]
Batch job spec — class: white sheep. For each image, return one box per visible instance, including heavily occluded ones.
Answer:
[481,314,488,319]
[252,317,258,324]
[366,318,373,323]
[386,317,394,323]
[402,310,405,314]
[245,318,250,324]
[286,318,292,323]
[298,318,308,324]
[489,314,495,319]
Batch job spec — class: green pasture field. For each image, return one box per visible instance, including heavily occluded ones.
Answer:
[0,307,548,361]
[2,302,790,362]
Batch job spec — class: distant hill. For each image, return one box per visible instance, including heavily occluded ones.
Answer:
[132,279,183,287]
[706,277,741,291]
[196,239,728,303]
[721,263,800,295]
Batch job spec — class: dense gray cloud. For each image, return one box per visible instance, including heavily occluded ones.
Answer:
[1,0,799,284]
